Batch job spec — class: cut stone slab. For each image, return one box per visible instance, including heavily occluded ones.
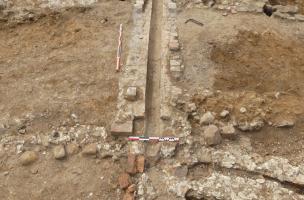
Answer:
[82,143,97,156]
[53,145,66,160]
[111,121,133,136]
[125,87,137,101]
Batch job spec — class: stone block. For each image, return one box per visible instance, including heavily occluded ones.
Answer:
[125,87,137,101]
[169,40,180,51]
[170,65,182,72]
[170,59,182,66]
[111,121,133,136]
[168,2,177,13]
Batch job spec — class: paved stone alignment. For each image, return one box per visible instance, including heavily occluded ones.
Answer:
[1,0,304,199]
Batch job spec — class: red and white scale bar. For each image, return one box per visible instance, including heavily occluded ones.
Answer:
[128,136,179,142]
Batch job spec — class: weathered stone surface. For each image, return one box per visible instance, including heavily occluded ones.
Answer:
[125,87,137,101]
[111,121,133,136]
[221,124,237,139]
[126,153,137,174]
[274,119,295,128]
[200,111,215,125]
[82,143,97,156]
[136,155,145,173]
[19,151,38,166]
[53,145,66,159]
[204,125,221,146]
[295,14,304,22]
[237,118,264,131]
[119,173,132,189]
[168,171,304,199]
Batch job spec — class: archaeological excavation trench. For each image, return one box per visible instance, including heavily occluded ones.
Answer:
[1,0,304,199]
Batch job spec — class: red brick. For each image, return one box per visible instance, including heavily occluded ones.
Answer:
[126,153,137,174]
[136,155,145,173]
[118,173,131,189]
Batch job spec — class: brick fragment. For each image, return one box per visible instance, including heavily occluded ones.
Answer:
[123,191,135,200]
[118,173,132,189]
[126,153,137,174]
[136,155,145,173]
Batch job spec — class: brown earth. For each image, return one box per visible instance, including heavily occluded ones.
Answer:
[0,0,132,199]
[177,9,304,165]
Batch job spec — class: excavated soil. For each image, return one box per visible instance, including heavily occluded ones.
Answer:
[211,30,304,95]
[0,1,132,199]
[178,9,304,165]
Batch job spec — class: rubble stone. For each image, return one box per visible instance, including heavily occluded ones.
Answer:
[221,124,237,139]
[200,111,215,125]
[204,125,222,146]
[119,173,132,189]
[19,151,38,166]
[220,110,229,118]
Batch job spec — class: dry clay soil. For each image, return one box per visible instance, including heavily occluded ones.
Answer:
[0,1,133,199]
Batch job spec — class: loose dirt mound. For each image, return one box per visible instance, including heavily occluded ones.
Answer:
[211,30,304,95]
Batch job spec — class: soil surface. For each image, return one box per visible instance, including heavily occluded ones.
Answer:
[177,8,304,165]
[0,1,132,199]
